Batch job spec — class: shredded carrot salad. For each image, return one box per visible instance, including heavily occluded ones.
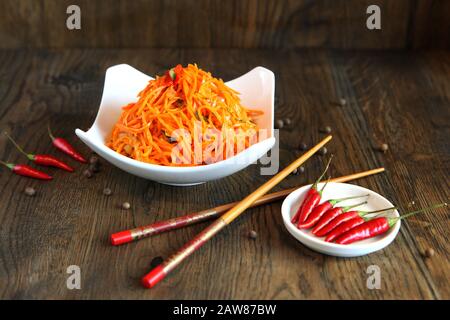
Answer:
[107,64,263,166]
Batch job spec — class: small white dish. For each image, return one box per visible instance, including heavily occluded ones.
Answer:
[75,64,275,186]
[281,182,400,257]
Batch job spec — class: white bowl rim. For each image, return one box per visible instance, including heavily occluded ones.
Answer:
[76,65,275,173]
[281,182,401,251]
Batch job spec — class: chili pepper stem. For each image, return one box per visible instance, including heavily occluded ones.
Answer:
[0,159,14,170]
[329,194,370,205]
[320,176,331,192]
[169,68,176,80]
[358,206,397,217]
[388,202,448,227]
[312,155,333,191]
[342,201,367,212]
[47,125,56,141]
[4,132,34,160]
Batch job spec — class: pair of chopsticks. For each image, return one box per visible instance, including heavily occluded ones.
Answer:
[111,135,385,288]
[111,166,385,246]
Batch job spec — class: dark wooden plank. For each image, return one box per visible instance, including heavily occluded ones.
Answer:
[338,50,450,298]
[408,0,450,49]
[323,50,450,299]
[0,49,448,299]
[2,0,448,49]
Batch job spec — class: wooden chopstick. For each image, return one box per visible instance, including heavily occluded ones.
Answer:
[110,167,385,246]
[141,135,332,288]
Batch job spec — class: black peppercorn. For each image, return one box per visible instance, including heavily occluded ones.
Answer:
[83,169,93,178]
[298,142,308,151]
[380,143,389,152]
[275,119,284,129]
[24,187,36,196]
[424,248,435,258]
[320,126,332,134]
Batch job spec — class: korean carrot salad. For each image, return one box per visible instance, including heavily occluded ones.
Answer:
[107,64,263,166]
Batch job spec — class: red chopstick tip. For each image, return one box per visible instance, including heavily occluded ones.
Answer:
[141,265,166,289]
[110,230,133,246]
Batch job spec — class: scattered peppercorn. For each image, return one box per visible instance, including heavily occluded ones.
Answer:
[298,142,308,151]
[83,169,93,178]
[407,200,415,208]
[319,147,328,156]
[291,166,304,175]
[150,256,164,268]
[379,143,389,153]
[339,98,347,106]
[284,118,292,126]
[24,187,36,197]
[89,162,100,173]
[320,126,332,134]
[275,119,284,129]
[248,230,258,239]
[424,248,435,258]
[103,187,112,196]
[122,202,131,210]
[89,156,99,165]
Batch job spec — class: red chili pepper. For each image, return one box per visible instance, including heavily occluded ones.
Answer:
[173,64,183,85]
[5,132,74,172]
[335,217,389,244]
[314,206,396,237]
[166,64,183,86]
[291,188,317,224]
[312,201,368,236]
[0,160,52,180]
[291,156,333,224]
[48,126,87,163]
[325,217,365,242]
[33,154,74,172]
[334,203,447,245]
[298,194,369,229]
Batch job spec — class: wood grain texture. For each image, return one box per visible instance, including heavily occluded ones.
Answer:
[0,48,448,299]
[0,0,448,49]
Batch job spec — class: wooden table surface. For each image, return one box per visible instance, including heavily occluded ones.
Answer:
[0,49,448,300]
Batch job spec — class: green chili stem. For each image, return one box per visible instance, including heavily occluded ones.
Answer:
[312,155,333,191]
[318,176,330,195]
[4,132,34,160]
[388,202,448,227]
[359,206,397,216]
[0,159,14,170]
[329,194,370,206]
[169,68,176,80]
[47,125,55,141]
[343,201,367,212]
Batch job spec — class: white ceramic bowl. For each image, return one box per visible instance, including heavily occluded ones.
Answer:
[281,182,400,257]
[75,64,275,186]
